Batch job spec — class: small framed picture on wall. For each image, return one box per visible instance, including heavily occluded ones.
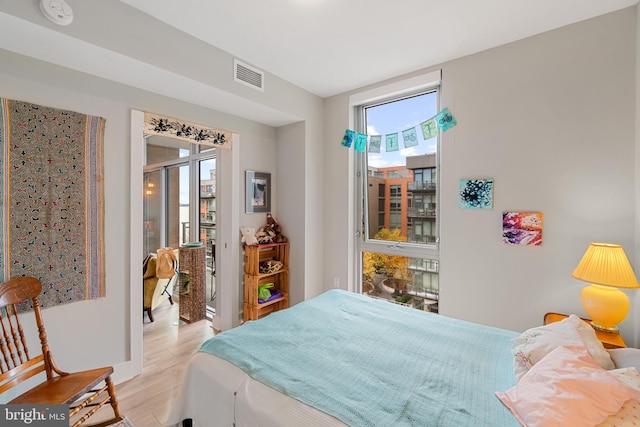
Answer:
[246,170,271,213]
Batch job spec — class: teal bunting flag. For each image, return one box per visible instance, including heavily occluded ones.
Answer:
[354,133,367,152]
[341,129,355,148]
[369,135,381,153]
[435,107,457,132]
[385,133,399,152]
[420,118,438,139]
[402,127,418,148]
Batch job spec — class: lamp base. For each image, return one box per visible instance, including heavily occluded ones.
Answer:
[580,284,629,333]
[589,321,620,334]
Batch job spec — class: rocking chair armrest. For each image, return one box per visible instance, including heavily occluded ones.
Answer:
[44,351,70,376]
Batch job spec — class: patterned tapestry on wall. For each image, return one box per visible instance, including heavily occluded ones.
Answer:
[0,99,105,309]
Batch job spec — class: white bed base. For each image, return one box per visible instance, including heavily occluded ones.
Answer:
[165,352,347,427]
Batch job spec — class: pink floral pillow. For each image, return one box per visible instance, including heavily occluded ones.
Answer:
[496,346,640,427]
[597,367,640,427]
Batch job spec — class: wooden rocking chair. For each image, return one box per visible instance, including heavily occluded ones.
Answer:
[0,277,122,427]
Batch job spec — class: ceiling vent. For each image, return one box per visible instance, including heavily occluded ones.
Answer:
[234,59,264,92]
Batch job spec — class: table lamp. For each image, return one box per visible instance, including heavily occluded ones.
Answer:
[571,242,639,333]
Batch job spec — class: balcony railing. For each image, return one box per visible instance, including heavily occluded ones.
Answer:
[407,258,439,272]
[407,233,438,245]
[406,284,439,300]
[407,182,437,192]
[407,207,436,218]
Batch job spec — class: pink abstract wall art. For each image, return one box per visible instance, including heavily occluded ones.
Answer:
[502,211,543,246]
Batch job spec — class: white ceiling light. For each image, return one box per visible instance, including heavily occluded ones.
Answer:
[40,0,73,26]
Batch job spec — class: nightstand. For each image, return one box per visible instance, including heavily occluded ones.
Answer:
[543,312,626,349]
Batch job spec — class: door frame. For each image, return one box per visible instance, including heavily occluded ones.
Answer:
[126,110,240,380]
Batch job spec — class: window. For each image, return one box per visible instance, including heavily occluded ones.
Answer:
[389,213,401,229]
[355,84,440,313]
[166,165,190,249]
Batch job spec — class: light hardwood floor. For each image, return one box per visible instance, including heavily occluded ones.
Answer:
[104,302,214,426]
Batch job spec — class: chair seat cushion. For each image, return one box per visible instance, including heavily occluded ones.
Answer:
[10,366,113,405]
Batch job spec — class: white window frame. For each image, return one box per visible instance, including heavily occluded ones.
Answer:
[349,70,442,293]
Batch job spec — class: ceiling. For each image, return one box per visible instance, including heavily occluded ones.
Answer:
[119,0,638,98]
[0,1,637,127]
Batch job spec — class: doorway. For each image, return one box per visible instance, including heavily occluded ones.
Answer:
[129,110,240,382]
[143,135,217,316]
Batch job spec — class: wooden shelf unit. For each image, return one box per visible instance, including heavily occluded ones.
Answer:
[243,242,289,322]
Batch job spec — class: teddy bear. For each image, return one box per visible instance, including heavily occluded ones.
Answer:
[240,227,258,246]
[265,213,288,243]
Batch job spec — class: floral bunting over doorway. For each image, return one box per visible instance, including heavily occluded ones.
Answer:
[144,113,232,149]
[340,107,456,152]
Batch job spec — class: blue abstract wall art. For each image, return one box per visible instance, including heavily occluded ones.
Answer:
[459,178,494,209]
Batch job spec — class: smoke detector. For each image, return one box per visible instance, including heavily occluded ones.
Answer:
[40,0,74,26]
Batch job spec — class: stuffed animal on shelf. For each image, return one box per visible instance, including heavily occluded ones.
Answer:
[265,213,288,243]
[240,227,258,246]
[266,213,277,230]
[255,227,275,244]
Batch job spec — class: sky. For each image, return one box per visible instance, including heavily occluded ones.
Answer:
[179,153,216,204]
[365,92,438,168]
[178,93,440,204]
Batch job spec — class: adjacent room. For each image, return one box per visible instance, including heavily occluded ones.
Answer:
[1,0,640,425]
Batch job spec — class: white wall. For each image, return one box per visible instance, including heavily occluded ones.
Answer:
[323,7,640,344]
[0,53,134,375]
[0,49,323,388]
[439,8,636,338]
[633,5,640,345]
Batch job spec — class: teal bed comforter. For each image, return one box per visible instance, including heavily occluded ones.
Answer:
[199,289,520,427]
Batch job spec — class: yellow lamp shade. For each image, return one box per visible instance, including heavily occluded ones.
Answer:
[572,242,639,332]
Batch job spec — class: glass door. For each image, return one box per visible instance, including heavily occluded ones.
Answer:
[199,158,216,312]
[166,165,190,249]
[143,170,162,258]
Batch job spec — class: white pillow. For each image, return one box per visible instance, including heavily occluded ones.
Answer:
[496,346,640,427]
[511,314,614,380]
[608,348,640,371]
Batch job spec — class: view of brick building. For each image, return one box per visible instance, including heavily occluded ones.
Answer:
[365,153,439,312]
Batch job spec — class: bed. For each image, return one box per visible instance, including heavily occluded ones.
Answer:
[166,289,640,427]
